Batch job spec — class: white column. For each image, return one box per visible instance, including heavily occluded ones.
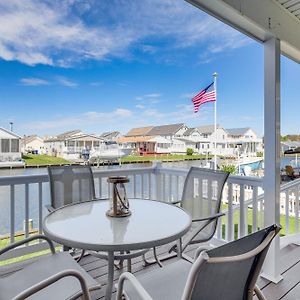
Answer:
[261,37,282,283]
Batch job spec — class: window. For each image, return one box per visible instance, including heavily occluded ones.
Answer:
[11,139,19,152]
[1,139,10,153]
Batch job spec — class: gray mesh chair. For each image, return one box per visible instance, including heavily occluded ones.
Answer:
[144,167,229,265]
[0,235,100,300]
[47,165,96,211]
[177,167,230,254]
[47,165,97,259]
[117,224,281,300]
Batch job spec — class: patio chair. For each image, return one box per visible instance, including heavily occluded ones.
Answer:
[144,167,229,264]
[117,224,281,300]
[47,165,97,260]
[0,235,100,300]
[47,165,96,211]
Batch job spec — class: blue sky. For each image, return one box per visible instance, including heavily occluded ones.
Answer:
[0,0,299,137]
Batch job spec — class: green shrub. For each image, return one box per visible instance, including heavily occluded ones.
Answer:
[220,164,237,174]
[256,151,263,157]
[186,148,194,156]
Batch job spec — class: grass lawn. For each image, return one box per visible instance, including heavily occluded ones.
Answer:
[0,233,56,266]
[121,154,212,163]
[221,204,298,239]
[22,154,71,166]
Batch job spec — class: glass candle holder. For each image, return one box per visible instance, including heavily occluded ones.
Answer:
[106,176,131,217]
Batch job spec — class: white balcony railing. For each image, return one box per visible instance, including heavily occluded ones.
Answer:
[0,163,300,261]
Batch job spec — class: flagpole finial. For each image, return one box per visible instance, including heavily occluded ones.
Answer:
[213,72,218,78]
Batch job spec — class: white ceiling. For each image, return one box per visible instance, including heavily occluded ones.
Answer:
[186,0,300,63]
[276,0,300,21]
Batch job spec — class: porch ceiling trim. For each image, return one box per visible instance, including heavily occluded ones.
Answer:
[186,0,300,63]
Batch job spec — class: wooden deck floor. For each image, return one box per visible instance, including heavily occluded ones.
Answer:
[78,242,300,300]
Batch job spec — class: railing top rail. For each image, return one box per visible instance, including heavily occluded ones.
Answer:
[0,166,156,186]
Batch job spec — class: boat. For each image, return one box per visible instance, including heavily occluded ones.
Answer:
[0,160,25,169]
[88,141,132,163]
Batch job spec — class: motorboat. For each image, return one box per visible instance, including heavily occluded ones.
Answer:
[88,142,132,163]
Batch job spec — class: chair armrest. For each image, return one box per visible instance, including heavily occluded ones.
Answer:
[116,272,153,300]
[0,234,55,256]
[192,212,225,222]
[12,269,91,300]
[194,245,214,260]
[45,204,55,212]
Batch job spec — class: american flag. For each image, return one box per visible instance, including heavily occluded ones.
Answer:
[191,82,216,113]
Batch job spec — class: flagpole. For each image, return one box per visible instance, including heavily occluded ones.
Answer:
[213,72,218,170]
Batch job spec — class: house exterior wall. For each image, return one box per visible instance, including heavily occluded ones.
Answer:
[22,138,45,154]
[0,129,21,162]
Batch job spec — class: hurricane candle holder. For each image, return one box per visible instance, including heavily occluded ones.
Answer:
[106,176,131,217]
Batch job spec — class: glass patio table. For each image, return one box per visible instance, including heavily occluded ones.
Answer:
[43,198,192,300]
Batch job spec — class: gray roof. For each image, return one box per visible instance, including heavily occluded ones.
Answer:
[100,131,120,139]
[45,130,82,142]
[183,128,196,136]
[226,128,251,136]
[0,127,22,139]
[197,124,221,134]
[147,123,185,136]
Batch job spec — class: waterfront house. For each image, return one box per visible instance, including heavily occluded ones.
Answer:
[226,127,263,156]
[197,124,230,155]
[21,135,45,154]
[117,135,172,155]
[147,123,188,140]
[0,127,21,162]
[44,130,105,161]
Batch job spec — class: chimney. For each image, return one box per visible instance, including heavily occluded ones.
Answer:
[9,122,13,132]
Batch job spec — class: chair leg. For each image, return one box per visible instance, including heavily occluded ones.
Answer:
[254,285,267,300]
[76,249,86,262]
[126,251,132,272]
[143,247,171,267]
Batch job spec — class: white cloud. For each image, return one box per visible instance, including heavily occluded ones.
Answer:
[135,104,145,109]
[56,77,78,87]
[20,77,50,86]
[0,0,250,66]
[23,108,133,132]
[145,93,161,98]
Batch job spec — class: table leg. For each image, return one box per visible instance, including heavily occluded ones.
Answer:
[105,251,115,300]
[177,238,182,258]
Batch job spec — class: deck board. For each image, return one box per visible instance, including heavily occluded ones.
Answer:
[1,242,299,299]
[77,243,300,300]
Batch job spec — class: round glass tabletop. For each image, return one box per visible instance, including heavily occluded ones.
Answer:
[43,199,191,251]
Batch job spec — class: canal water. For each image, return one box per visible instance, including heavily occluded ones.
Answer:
[0,157,296,236]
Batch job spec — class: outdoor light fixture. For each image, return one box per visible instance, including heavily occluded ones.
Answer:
[106,176,131,217]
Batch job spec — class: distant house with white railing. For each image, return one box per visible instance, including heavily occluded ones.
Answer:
[21,135,45,154]
[0,127,21,162]
[44,130,105,160]
[226,128,263,156]
[122,124,189,154]
[197,125,230,155]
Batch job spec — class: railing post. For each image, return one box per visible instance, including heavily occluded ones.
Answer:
[153,161,163,201]
[261,37,282,283]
